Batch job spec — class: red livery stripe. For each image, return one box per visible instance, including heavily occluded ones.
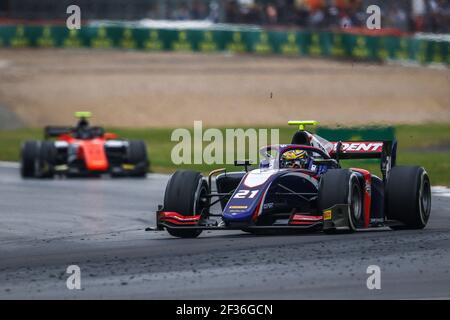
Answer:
[159,211,201,222]
[160,218,199,225]
[289,221,319,225]
[292,214,322,221]
[351,168,372,228]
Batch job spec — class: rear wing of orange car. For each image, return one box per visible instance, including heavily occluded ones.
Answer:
[44,126,73,139]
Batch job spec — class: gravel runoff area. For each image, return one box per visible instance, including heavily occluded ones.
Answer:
[0,49,449,128]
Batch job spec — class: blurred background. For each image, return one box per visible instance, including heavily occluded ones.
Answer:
[1,0,449,33]
[0,0,449,182]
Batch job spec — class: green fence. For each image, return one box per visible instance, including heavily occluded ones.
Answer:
[0,25,449,65]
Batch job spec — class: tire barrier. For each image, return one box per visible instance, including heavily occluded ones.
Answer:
[0,24,449,65]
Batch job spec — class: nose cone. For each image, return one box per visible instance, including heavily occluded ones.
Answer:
[82,140,109,171]
[223,195,260,221]
[222,169,277,222]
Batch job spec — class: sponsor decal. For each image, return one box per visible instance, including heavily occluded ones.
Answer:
[229,205,248,209]
[333,142,383,153]
[233,189,259,199]
[263,202,274,210]
[323,210,332,220]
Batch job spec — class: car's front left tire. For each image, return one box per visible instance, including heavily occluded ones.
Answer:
[163,170,209,238]
[20,141,39,178]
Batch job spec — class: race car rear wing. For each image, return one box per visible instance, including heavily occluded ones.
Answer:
[329,140,397,181]
[44,126,73,139]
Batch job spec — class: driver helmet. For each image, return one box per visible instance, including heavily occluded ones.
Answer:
[281,149,309,169]
[74,117,91,139]
[76,117,89,130]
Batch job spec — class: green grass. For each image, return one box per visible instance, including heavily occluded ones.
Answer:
[1,123,449,185]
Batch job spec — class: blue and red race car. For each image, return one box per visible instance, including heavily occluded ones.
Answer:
[20,112,149,178]
[156,121,431,238]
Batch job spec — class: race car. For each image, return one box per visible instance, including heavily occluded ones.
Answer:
[20,112,149,178]
[156,120,431,238]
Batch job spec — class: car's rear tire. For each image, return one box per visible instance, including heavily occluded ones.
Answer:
[318,169,364,233]
[386,166,431,230]
[20,141,39,178]
[163,170,209,238]
[127,140,149,177]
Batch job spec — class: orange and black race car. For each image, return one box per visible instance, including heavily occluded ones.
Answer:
[20,112,149,178]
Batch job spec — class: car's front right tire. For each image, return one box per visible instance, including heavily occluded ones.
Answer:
[127,140,149,177]
[386,166,431,230]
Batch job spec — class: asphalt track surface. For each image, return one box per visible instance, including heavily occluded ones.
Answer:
[0,164,449,299]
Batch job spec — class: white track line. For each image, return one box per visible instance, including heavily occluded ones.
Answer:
[0,161,170,179]
[0,161,19,168]
[432,186,450,198]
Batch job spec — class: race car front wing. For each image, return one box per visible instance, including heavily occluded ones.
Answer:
[155,208,325,231]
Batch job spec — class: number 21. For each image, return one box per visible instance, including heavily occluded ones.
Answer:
[233,190,259,199]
